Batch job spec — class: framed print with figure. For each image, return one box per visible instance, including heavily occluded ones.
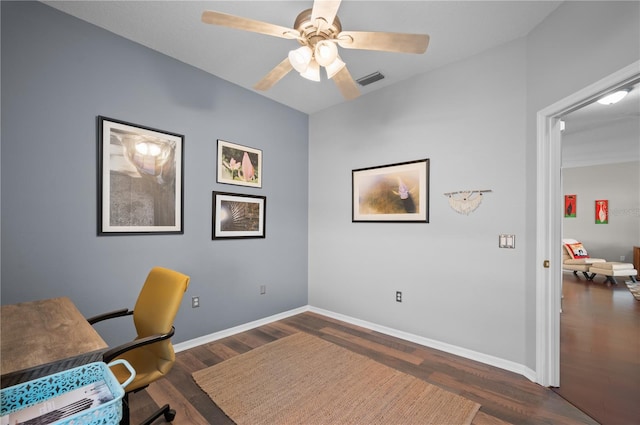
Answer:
[217,140,262,188]
[98,116,184,235]
[352,159,429,223]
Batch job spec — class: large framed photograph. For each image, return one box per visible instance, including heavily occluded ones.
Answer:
[98,116,184,235]
[212,192,266,239]
[352,159,429,222]
[217,140,262,188]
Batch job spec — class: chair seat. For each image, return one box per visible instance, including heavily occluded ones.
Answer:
[111,345,175,392]
[589,264,637,276]
[563,258,605,265]
[589,262,634,271]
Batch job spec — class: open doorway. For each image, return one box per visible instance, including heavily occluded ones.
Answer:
[535,61,640,389]
[554,81,640,424]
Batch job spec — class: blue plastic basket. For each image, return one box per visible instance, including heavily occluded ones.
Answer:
[1,360,135,425]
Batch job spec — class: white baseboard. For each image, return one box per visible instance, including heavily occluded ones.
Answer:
[174,304,537,383]
[173,306,309,352]
[308,306,538,383]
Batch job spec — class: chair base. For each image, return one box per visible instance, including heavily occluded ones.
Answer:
[121,392,175,425]
[140,404,175,425]
[572,270,593,280]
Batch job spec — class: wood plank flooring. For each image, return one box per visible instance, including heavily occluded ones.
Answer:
[127,311,602,425]
[554,272,640,425]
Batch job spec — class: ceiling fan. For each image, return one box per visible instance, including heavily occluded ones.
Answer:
[201,0,429,100]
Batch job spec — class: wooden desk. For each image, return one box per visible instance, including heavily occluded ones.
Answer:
[1,297,108,388]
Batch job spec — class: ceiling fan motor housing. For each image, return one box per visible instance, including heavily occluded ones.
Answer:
[294,9,342,48]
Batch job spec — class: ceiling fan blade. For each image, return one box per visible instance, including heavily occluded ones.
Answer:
[253,57,294,92]
[311,0,342,29]
[338,31,430,54]
[332,66,360,100]
[202,10,299,39]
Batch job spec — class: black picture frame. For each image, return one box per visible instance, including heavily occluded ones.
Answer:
[217,139,263,188]
[98,116,184,235]
[212,191,266,239]
[352,159,430,223]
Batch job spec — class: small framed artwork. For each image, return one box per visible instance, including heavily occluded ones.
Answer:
[352,159,429,222]
[212,192,266,239]
[564,195,576,217]
[217,140,262,188]
[595,200,608,224]
[98,116,184,235]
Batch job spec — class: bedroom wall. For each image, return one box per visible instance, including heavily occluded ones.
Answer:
[309,38,529,367]
[562,161,640,262]
[1,1,309,345]
[309,0,640,373]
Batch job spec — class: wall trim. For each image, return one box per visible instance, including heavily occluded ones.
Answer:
[175,304,536,383]
[308,306,537,382]
[173,306,309,352]
[535,60,640,387]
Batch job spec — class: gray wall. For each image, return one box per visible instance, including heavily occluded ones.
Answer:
[309,0,639,371]
[563,161,640,262]
[2,0,638,377]
[1,1,309,345]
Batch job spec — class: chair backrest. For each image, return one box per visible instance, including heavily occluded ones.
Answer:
[133,267,190,361]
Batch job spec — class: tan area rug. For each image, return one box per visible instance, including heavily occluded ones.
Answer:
[192,332,480,425]
[625,280,640,301]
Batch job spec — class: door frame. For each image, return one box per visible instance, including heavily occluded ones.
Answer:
[535,60,640,387]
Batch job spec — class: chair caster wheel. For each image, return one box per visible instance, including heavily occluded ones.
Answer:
[164,409,176,422]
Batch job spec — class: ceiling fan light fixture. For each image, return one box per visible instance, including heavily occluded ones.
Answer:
[597,89,630,105]
[314,40,338,67]
[325,56,346,79]
[300,60,321,82]
[288,46,313,73]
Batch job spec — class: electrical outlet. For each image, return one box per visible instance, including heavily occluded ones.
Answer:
[620,255,626,261]
[191,296,200,308]
[260,285,266,295]
[396,291,402,302]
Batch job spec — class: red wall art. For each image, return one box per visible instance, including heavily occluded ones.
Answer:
[595,200,608,224]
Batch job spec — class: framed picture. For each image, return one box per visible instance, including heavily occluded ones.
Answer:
[352,159,429,222]
[595,199,608,224]
[212,192,266,239]
[98,116,184,235]
[564,194,576,217]
[217,140,262,188]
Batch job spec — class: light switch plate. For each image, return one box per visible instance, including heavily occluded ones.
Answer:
[499,234,516,249]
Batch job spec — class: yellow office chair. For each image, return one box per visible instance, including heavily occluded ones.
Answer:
[87,267,190,425]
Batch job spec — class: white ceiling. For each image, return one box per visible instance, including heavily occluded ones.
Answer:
[561,82,640,168]
[562,82,640,135]
[42,0,562,114]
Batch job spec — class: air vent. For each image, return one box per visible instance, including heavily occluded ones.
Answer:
[356,71,385,86]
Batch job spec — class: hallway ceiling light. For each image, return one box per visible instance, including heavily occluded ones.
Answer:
[597,89,630,105]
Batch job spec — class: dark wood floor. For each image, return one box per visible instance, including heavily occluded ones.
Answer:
[554,272,640,425]
[127,311,604,425]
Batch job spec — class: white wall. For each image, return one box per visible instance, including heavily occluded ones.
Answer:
[563,161,640,262]
[309,39,528,365]
[309,0,640,375]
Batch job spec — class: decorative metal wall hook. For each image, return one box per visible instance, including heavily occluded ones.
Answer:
[444,190,492,215]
